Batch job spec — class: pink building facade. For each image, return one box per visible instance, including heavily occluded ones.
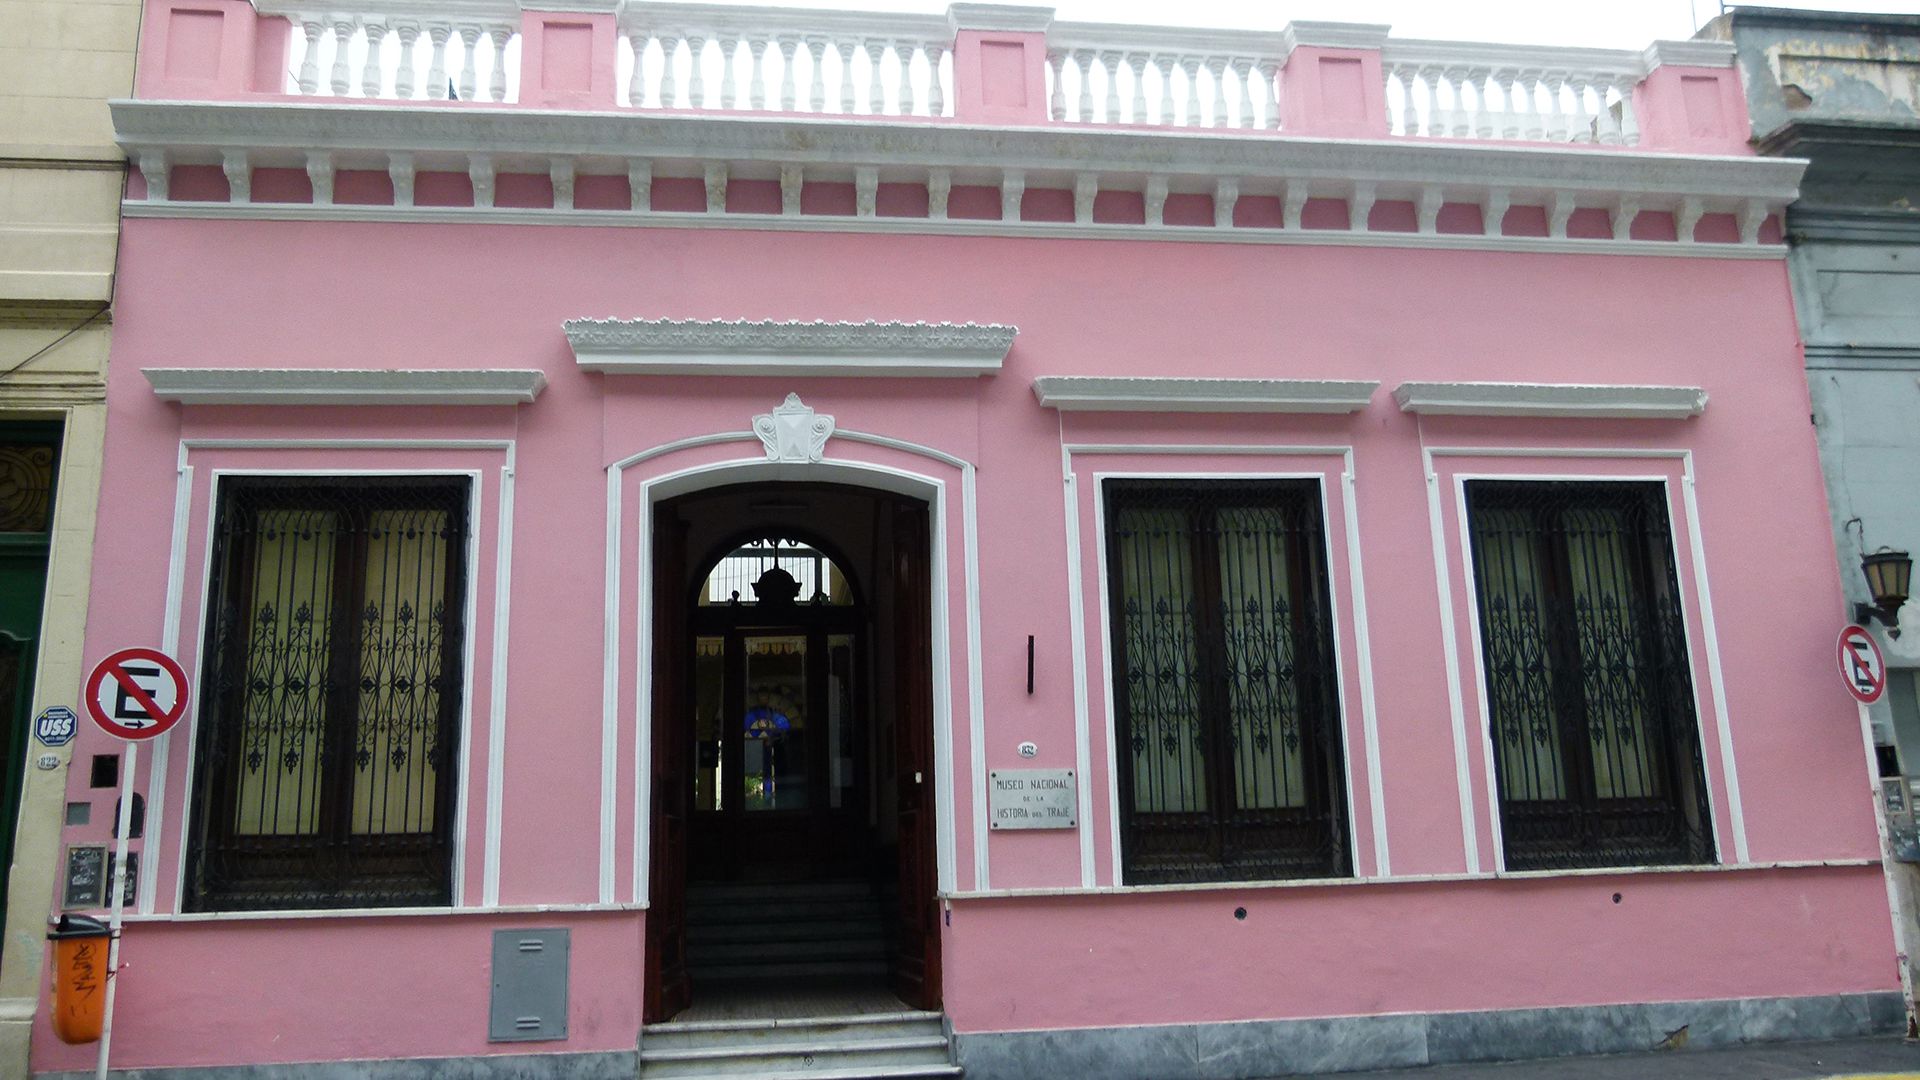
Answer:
[33,2,1903,1076]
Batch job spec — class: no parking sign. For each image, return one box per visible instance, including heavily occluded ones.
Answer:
[83,648,189,742]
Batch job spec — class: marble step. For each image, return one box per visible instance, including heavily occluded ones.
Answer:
[689,917,882,945]
[692,936,887,963]
[640,1034,952,1079]
[690,958,889,981]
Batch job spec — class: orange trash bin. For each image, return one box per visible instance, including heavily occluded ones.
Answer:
[48,914,111,1044]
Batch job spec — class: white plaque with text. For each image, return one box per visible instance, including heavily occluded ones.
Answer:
[989,768,1077,830]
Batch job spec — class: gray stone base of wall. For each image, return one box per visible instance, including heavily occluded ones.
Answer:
[39,1048,636,1080]
[951,992,1908,1080]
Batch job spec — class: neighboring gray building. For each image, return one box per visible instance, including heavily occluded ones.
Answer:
[1707,6,1920,1019]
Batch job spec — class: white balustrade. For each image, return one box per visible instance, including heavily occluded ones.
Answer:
[618,3,952,116]
[1043,22,1286,129]
[255,0,521,103]
[1382,41,1643,146]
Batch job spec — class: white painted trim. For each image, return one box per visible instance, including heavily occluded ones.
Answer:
[950,2,1054,32]
[143,367,548,406]
[1681,453,1750,863]
[1860,699,1919,1021]
[1340,452,1390,877]
[1032,377,1379,414]
[1421,448,1482,875]
[1284,20,1392,53]
[1064,444,1355,456]
[1393,382,1708,419]
[455,473,484,907]
[567,318,1015,379]
[1451,475,1507,872]
[121,201,1794,260]
[1311,474,1367,880]
[962,463,989,892]
[599,466,621,904]
[621,444,972,902]
[941,857,1880,900]
[180,438,517,451]
[1651,475,1727,862]
[141,454,195,914]
[1088,461,1124,886]
[1642,39,1738,70]
[483,447,517,906]
[123,901,646,924]
[1060,443,1096,888]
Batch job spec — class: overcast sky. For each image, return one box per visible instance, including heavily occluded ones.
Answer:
[683,0,1920,50]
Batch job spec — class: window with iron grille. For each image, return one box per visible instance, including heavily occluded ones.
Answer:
[1464,480,1714,871]
[185,477,469,911]
[1103,479,1350,884]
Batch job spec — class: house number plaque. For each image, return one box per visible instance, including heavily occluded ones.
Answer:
[989,769,1076,830]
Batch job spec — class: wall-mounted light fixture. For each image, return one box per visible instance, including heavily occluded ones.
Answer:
[1857,548,1913,638]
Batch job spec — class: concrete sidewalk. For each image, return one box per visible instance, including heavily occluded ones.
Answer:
[1266,1037,1920,1078]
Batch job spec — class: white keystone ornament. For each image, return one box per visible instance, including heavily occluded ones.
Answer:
[754,394,834,463]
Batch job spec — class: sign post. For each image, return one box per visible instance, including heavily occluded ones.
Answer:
[82,648,188,1080]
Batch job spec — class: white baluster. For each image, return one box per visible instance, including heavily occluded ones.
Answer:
[389,152,415,208]
[468,155,494,209]
[1261,60,1281,129]
[1395,66,1420,135]
[1157,56,1177,124]
[1420,66,1444,136]
[1074,172,1097,224]
[426,24,452,101]
[1483,188,1510,235]
[1416,186,1444,234]
[1144,176,1168,226]
[393,22,420,98]
[629,159,652,212]
[721,37,739,110]
[925,44,946,116]
[297,21,323,94]
[807,37,828,112]
[223,150,251,205]
[899,43,916,116]
[489,27,511,102]
[1548,192,1575,238]
[1445,67,1470,136]
[777,36,799,111]
[138,150,169,202]
[1469,68,1493,137]
[1233,58,1255,128]
[657,34,680,107]
[627,32,649,107]
[1612,195,1639,241]
[1129,54,1150,122]
[781,164,802,215]
[1565,75,1593,143]
[835,40,857,112]
[1001,169,1024,222]
[927,168,950,220]
[1206,57,1229,127]
[361,22,386,97]
[458,27,482,101]
[329,20,354,95]
[1595,84,1623,146]
[1283,183,1308,229]
[1101,51,1123,123]
[749,39,769,110]
[1494,70,1519,139]
[551,159,576,211]
[1214,178,1237,228]
[1676,197,1704,243]
[1739,199,1768,244]
[867,41,888,114]
[856,166,878,217]
[1518,71,1544,139]
[1541,73,1568,140]
[705,162,727,214]
[1615,77,1640,146]
[308,151,335,206]
[1348,182,1375,231]
[1073,50,1095,122]
[686,34,707,107]
[1181,57,1202,125]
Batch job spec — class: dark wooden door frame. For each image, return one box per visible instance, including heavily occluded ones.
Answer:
[643,483,942,1022]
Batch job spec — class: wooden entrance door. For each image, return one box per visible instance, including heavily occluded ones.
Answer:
[644,512,692,1023]
[888,499,940,1010]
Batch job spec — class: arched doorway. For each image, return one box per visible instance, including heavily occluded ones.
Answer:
[646,482,940,1022]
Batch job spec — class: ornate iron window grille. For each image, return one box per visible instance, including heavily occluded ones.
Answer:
[1464,480,1714,871]
[1103,479,1351,885]
[185,477,470,912]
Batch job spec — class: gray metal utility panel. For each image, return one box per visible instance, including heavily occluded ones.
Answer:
[489,928,569,1042]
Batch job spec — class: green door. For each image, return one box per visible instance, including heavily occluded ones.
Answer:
[0,423,60,957]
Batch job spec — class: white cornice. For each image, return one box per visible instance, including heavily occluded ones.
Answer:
[565,318,1016,377]
[1642,39,1738,71]
[948,3,1055,33]
[1032,376,1378,413]
[1282,21,1393,55]
[1391,381,1708,419]
[142,367,548,405]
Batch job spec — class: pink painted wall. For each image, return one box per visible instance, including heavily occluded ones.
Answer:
[39,211,1891,1070]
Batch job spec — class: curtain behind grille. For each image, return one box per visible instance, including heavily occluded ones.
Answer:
[1113,504,1205,814]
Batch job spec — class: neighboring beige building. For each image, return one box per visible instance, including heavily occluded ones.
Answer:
[0,0,139,1069]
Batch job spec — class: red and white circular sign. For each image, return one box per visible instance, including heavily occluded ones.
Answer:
[1838,625,1887,705]
[84,647,189,741]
